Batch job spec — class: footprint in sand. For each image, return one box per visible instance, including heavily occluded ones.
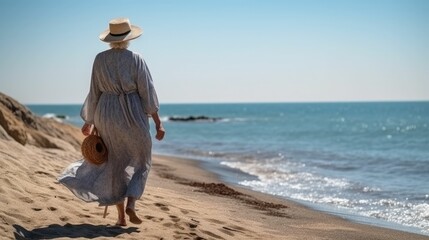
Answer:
[180,208,198,215]
[34,171,54,177]
[218,226,246,236]
[188,222,198,229]
[169,215,180,223]
[206,218,226,225]
[154,202,170,211]
[144,215,164,222]
[32,208,42,211]
[173,230,201,239]
[47,207,57,211]
[219,228,235,237]
[164,216,188,232]
[19,197,34,204]
[163,222,174,228]
[59,216,69,222]
[201,230,225,239]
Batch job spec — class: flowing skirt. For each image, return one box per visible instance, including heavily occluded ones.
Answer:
[58,92,152,206]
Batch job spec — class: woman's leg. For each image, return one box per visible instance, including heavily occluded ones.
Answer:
[116,202,127,226]
[126,197,142,224]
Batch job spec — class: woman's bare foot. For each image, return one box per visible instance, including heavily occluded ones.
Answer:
[126,208,143,224]
[115,218,127,226]
[116,202,127,226]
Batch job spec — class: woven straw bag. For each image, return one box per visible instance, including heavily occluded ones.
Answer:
[81,127,108,165]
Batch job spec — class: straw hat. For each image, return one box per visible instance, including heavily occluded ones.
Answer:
[99,18,143,43]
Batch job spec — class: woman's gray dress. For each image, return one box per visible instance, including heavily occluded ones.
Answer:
[58,48,159,206]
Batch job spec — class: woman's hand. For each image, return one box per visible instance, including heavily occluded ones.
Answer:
[81,123,92,136]
[155,125,165,141]
[151,112,165,141]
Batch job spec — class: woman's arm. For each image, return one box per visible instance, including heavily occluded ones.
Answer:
[81,123,92,136]
[151,112,165,141]
[81,56,102,125]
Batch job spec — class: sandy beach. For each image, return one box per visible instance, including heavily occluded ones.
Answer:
[1,93,429,239]
[2,145,429,240]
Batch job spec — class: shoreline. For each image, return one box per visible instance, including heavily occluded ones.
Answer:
[154,152,428,237]
[150,154,429,239]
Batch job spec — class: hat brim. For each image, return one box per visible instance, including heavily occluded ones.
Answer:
[99,25,143,43]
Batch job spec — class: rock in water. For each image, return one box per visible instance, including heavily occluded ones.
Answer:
[169,115,222,122]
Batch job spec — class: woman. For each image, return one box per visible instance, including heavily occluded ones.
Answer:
[58,18,165,226]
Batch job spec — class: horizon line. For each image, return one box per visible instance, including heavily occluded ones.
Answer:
[25,99,429,106]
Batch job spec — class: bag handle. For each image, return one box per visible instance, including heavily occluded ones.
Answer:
[90,125,100,136]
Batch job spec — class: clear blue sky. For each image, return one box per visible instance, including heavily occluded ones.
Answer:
[0,0,428,104]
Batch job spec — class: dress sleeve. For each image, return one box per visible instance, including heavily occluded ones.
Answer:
[136,55,159,115]
[80,57,102,124]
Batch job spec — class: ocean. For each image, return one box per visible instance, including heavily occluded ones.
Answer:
[27,102,429,236]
